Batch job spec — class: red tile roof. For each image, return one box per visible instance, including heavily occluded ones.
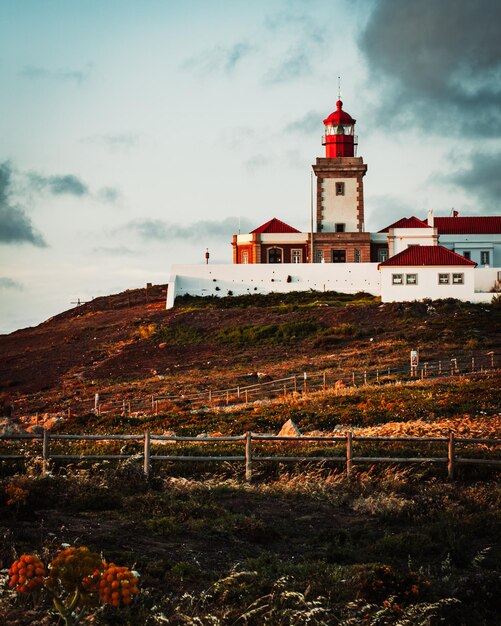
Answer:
[435,216,501,234]
[379,216,430,232]
[251,217,301,234]
[379,245,477,268]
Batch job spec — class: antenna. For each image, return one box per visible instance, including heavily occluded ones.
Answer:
[338,75,341,100]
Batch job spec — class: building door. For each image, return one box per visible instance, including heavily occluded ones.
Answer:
[268,247,282,263]
[331,249,346,263]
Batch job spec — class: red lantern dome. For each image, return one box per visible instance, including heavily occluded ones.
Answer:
[322,100,357,158]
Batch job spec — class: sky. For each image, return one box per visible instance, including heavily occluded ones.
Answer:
[1,0,500,333]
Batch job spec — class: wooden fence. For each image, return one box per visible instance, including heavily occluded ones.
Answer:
[1,431,500,482]
[18,351,499,420]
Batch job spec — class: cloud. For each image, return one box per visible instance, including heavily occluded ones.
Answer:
[263,50,311,84]
[122,216,253,241]
[98,187,121,203]
[365,194,416,231]
[0,277,23,290]
[0,162,46,247]
[262,8,328,85]
[284,110,323,134]
[83,132,140,152]
[28,171,120,203]
[444,152,501,211]
[29,172,88,196]
[359,0,501,136]
[244,154,273,171]
[183,42,253,75]
[20,64,92,83]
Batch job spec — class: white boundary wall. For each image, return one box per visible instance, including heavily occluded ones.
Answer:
[166,263,499,308]
[166,263,381,308]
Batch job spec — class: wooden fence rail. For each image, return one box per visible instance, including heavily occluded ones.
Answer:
[12,353,499,419]
[1,431,500,482]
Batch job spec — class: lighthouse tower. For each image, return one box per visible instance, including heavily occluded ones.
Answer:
[312,100,367,238]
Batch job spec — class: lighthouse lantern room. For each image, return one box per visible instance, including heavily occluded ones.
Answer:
[322,100,357,158]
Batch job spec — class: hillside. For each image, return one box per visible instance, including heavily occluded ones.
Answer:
[1,287,501,625]
[1,285,500,418]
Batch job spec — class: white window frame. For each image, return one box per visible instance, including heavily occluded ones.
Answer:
[241,250,249,264]
[452,273,464,284]
[392,273,403,285]
[480,251,490,265]
[406,273,418,285]
[354,248,361,263]
[315,249,324,263]
[335,182,345,196]
[291,249,302,264]
[335,223,345,233]
[438,273,450,285]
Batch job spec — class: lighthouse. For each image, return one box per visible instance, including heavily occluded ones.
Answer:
[311,98,370,263]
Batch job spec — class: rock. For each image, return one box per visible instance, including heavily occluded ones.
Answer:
[26,424,45,435]
[158,343,167,349]
[278,419,301,437]
[43,416,64,430]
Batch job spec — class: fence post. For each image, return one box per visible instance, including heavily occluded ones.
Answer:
[155,400,159,415]
[94,393,99,413]
[42,429,50,476]
[293,376,297,393]
[352,372,355,386]
[143,430,151,479]
[471,357,475,373]
[245,432,252,482]
[346,431,353,476]
[245,389,248,403]
[448,432,455,481]
[364,371,367,385]
[376,368,379,383]
[438,360,442,375]
[323,372,326,392]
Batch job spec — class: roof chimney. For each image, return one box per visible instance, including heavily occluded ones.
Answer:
[427,209,434,227]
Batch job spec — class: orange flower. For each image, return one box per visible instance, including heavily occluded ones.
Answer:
[99,563,139,607]
[8,554,45,593]
[48,546,103,595]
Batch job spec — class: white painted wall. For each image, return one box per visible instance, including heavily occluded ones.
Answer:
[473,267,501,292]
[166,263,499,308]
[380,266,476,302]
[389,227,437,256]
[321,178,358,231]
[166,263,381,308]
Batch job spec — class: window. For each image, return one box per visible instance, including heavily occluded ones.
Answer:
[291,249,302,263]
[392,274,403,285]
[315,249,324,263]
[463,251,471,260]
[480,251,490,265]
[438,273,450,285]
[335,223,345,233]
[335,182,345,196]
[354,248,361,263]
[331,249,346,263]
[268,247,282,264]
[241,250,249,264]
[378,249,389,262]
[452,273,464,284]
[406,274,418,285]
